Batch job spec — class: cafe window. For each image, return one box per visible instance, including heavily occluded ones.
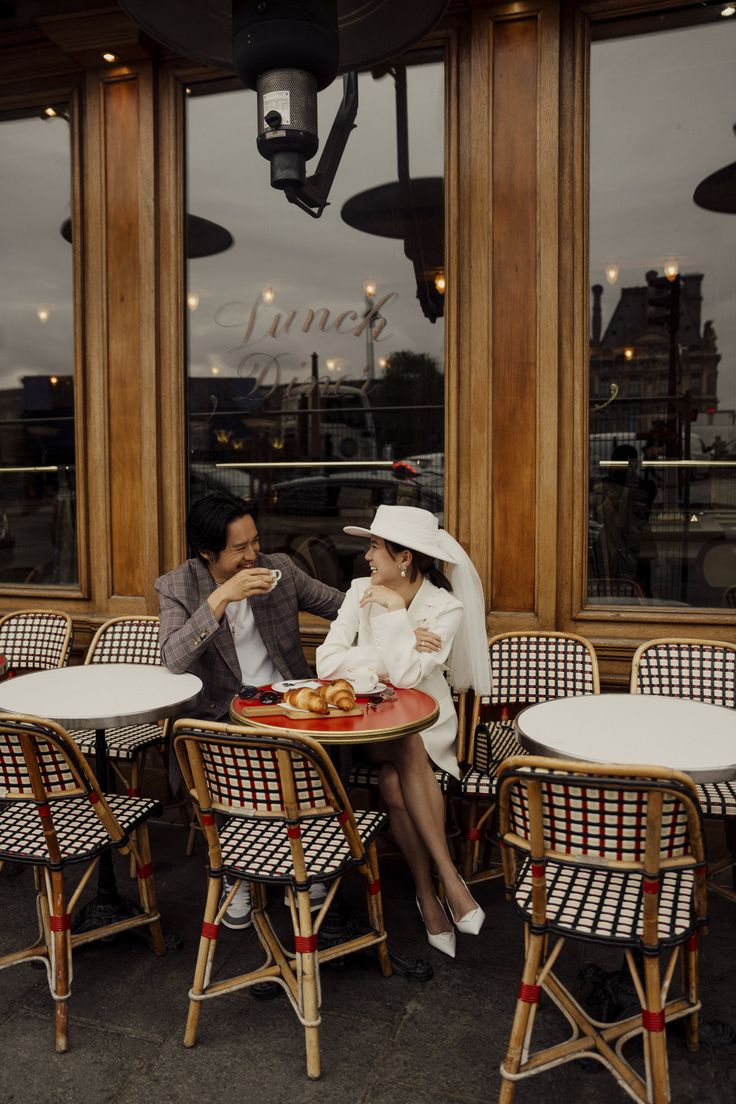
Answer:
[587,9,736,609]
[185,52,445,591]
[0,103,78,587]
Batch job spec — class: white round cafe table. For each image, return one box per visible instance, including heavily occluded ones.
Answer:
[0,663,202,729]
[515,693,736,783]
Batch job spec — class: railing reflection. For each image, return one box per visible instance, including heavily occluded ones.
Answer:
[0,464,77,587]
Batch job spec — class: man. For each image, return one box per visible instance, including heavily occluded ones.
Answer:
[155,490,345,925]
[156,491,344,720]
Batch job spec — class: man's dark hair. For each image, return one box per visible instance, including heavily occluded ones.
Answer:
[186,492,256,559]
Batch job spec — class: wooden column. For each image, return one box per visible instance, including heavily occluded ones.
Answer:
[454,1,559,632]
[84,60,160,610]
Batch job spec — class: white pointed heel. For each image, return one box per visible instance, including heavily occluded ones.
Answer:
[447,876,486,936]
[416,897,456,958]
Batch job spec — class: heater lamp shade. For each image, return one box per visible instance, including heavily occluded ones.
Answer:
[693,162,736,215]
[118,0,448,74]
[60,214,234,258]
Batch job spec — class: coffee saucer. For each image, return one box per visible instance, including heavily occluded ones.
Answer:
[353,682,387,696]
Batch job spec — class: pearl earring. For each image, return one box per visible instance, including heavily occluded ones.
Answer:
[400,566,407,578]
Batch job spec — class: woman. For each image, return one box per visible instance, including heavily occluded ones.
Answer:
[316,505,491,957]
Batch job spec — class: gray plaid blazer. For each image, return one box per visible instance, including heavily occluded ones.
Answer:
[155,553,344,720]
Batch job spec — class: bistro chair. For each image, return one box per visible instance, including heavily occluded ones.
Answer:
[496,755,706,1104]
[70,617,170,799]
[631,637,736,902]
[461,632,600,884]
[174,718,391,1080]
[0,714,165,1052]
[0,609,73,675]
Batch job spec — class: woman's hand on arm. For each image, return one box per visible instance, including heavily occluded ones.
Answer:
[414,627,442,653]
[359,584,406,613]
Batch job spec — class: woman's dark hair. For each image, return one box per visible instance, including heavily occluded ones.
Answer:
[186,491,257,559]
[384,539,452,592]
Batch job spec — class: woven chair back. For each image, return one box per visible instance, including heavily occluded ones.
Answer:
[0,715,128,867]
[0,610,72,672]
[631,638,736,708]
[497,757,704,870]
[490,632,600,705]
[174,721,349,823]
[0,716,84,800]
[86,616,162,666]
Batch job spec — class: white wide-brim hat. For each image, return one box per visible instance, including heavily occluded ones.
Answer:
[343,504,459,563]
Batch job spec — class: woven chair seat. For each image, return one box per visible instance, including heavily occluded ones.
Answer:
[513,857,697,947]
[70,723,165,762]
[0,793,161,865]
[219,808,386,884]
[696,780,736,818]
[348,761,450,794]
[461,721,528,799]
[461,767,498,799]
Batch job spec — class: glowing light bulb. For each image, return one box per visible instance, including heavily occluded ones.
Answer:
[378,357,388,370]
[434,272,446,294]
[43,107,57,118]
[261,286,275,304]
[36,308,49,323]
[624,347,634,361]
[604,263,620,285]
[50,376,58,385]
[101,52,119,64]
[721,5,735,16]
[210,366,220,376]
[363,279,377,299]
[326,359,337,371]
[187,292,200,311]
[663,257,679,282]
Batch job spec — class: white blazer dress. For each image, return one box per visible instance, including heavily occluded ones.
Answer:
[315,576,463,778]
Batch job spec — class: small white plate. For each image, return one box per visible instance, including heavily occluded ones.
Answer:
[352,682,387,696]
[272,679,321,693]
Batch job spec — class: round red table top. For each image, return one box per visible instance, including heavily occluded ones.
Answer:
[229,684,439,745]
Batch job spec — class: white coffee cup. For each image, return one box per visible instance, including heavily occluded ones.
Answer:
[270,568,282,588]
[346,664,378,694]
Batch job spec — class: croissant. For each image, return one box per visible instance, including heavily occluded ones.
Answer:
[284,687,329,714]
[324,679,356,711]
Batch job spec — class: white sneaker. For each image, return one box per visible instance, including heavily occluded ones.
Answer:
[220,879,252,929]
[284,882,328,911]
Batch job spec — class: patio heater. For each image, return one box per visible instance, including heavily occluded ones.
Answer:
[118,0,448,218]
[341,66,445,323]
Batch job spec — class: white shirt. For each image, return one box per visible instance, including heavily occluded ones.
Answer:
[227,599,280,687]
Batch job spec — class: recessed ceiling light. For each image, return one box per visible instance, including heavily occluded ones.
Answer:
[101,51,119,64]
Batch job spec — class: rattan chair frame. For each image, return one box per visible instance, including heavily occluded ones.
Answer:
[0,714,165,1052]
[174,718,392,1080]
[630,636,736,904]
[496,755,706,1104]
[71,616,169,798]
[0,608,73,673]
[462,632,601,885]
